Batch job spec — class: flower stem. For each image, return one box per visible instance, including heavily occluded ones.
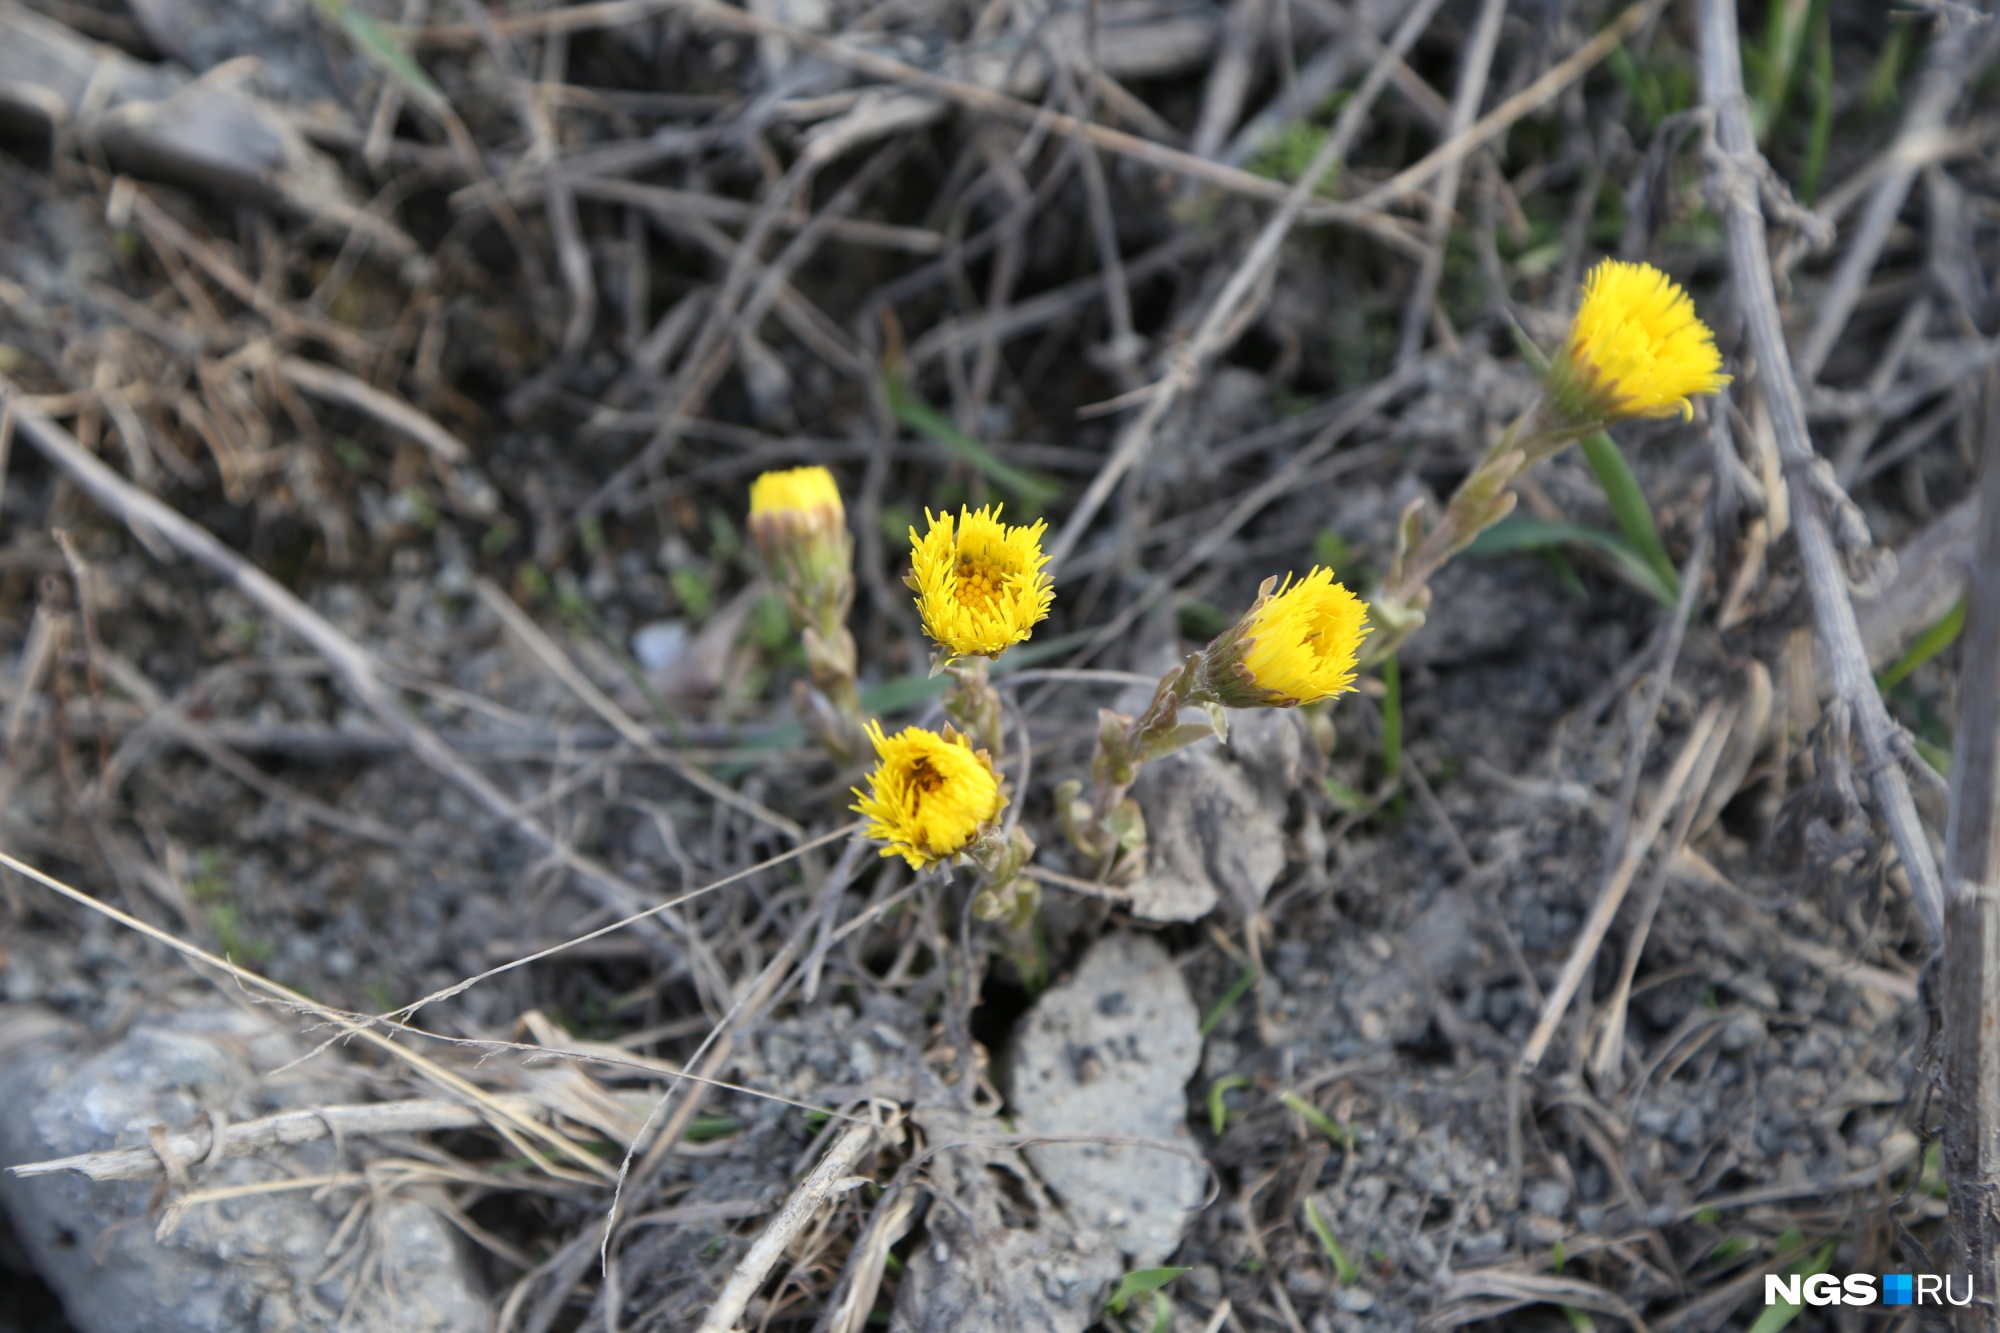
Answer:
[942,655,1005,759]
[1362,397,1597,669]
[1059,654,1228,874]
[794,606,869,762]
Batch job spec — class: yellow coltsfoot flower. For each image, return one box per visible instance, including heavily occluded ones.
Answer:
[852,720,1006,869]
[1199,567,1371,708]
[907,504,1054,660]
[1547,259,1731,425]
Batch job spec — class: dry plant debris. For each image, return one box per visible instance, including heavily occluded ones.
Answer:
[0,0,1996,1331]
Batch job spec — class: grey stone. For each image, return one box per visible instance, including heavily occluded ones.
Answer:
[1333,1286,1377,1313]
[0,1001,487,1333]
[890,1101,1121,1333]
[1128,708,1311,922]
[1007,933,1206,1266]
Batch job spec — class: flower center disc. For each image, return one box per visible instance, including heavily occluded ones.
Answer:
[906,756,944,812]
[953,555,1008,613]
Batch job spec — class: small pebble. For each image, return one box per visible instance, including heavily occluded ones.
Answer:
[632,620,690,673]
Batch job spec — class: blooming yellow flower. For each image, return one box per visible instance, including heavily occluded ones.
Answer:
[908,505,1054,660]
[750,465,843,519]
[1547,259,1730,424]
[852,721,1006,868]
[1200,567,1370,708]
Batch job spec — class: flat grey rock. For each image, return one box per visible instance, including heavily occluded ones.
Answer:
[0,1000,487,1333]
[1007,933,1205,1266]
[1128,708,1310,922]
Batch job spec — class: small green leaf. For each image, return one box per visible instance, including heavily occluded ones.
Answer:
[1322,778,1372,814]
[1106,1267,1189,1316]
[1303,1198,1360,1285]
[1207,1074,1251,1137]
[1466,516,1678,607]
[1578,431,1679,603]
[670,566,717,621]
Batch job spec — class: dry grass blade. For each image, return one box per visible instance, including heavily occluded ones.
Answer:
[1043,0,1449,578]
[1425,1269,1653,1332]
[1518,699,1725,1075]
[0,850,612,1183]
[272,355,467,463]
[1343,0,1665,215]
[10,1098,515,1183]
[1,381,709,971]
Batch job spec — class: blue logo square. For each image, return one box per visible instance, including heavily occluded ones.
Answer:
[1883,1274,1913,1305]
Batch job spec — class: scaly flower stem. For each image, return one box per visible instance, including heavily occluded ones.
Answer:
[795,606,868,763]
[966,822,1039,927]
[1059,655,1227,873]
[942,655,1005,759]
[1361,400,1600,670]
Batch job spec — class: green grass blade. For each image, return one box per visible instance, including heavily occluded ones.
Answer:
[1878,596,1966,690]
[1278,1091,1353,1149]
[1799,10,1833,203]
[1207,1074,1251,1136]
[1303,1198,1360,1285]
[1379,655,1403,784]
[883,375,1061,511]
[1467,516,1678,608]
[1578,431,1680,603]
[1200,969,1259,1037]
[315,0,447,112]
[1747,1239,1837,1333]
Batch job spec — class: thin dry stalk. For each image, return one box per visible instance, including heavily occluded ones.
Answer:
[1395,0,1507,366]
[1794,13,1989,382]
[10,1098,518,1183]
[694,1114,886,1333]
[1518,699,1725,1076]
[1042,0,1450,578]
[1341,0,1664,215]
[1695,0,1947,946]
[1942,368,2000,1326]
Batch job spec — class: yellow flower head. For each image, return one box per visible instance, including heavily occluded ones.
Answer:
[852,720,1006,868]
[1199,567,1370,708]
[750,465,843,519]
[1548,260,1731,424]
[907,505,1054,660]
